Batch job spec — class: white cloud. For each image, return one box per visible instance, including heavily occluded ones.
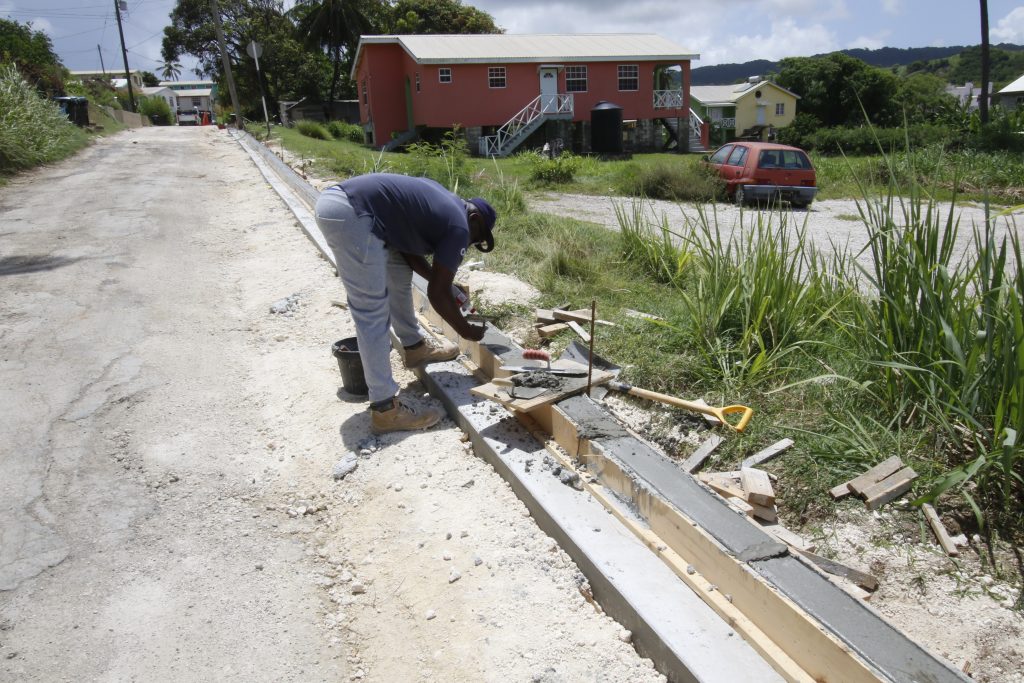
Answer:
[29,17,53,34]
[848,35,886,50]
[702,19,837,64]
[992,7,1024,43]
[880,0,902,16]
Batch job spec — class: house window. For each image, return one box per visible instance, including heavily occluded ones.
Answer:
[488,67,506,89]
[191,97,203,107]
[439,67,452,84]
[565,65,587,93]
[361,80,367,105]
[775,102,785,116]
[617,64,638,91]
[415,72,421,93]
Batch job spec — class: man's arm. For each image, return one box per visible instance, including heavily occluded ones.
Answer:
[400,252,433,280]
[426,262,484,342]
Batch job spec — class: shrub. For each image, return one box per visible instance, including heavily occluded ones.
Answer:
[0,62,87,172]
[529,152,582,184]
[296,119,331,140]
[326,120,364,143]
[404,128,470,191]
[614,161,724,201]
[137,95,172,125]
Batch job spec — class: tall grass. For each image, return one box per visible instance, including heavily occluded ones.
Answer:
[0,63,87,172]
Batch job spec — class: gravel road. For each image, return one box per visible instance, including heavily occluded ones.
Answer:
[529,191,1023,270]
[0,127,661,682]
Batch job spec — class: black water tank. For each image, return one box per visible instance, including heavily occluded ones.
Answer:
[591,100,623,155]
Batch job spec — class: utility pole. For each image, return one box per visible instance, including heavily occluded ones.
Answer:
[97,45,106,76]
[210,0,243,130]
[113,0,136,112]
[980,0,990,124]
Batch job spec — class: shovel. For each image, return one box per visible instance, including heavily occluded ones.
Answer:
[561,341,754,432]
[606,381,754,433]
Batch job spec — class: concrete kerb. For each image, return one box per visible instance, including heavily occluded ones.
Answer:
[231,131,968,683]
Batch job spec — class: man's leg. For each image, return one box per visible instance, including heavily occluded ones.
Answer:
[315,188,442,433]
[386,251,459,368]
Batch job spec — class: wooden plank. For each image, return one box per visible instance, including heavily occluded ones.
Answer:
[624,309,664,321]
[681,433,724,473]
[862,466,917,510]
[552,308,592,324]
[741,468,776,507]
[535,308,557,324]
[698,472,745,499]
[846,455,904,497]
[793,550,879,592]
[727,497,755,516]
[749,502,779,524]
[566,320,591,343]
[758,523,815,553]
[922,504,959,557]
[537,322,569,338]
[740,439,795,469]
[829,482,853,501]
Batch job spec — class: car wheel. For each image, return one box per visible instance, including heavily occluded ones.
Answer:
[791,200,810,210]
[734,186,746,207]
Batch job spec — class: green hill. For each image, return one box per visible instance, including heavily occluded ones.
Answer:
[692,44,1024,87]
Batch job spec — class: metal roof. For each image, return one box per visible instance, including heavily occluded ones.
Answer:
[174,88,212,97]
[354,33,697,75]
[999,74,1024,94]
[691,81,800,106]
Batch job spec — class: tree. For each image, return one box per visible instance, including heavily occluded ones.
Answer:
[384,0,501,34]
[894,72,957,123]
[290,0,377,117]
[162,0,329,119]
[141,70,160,87]
[776,53,900,128]
[160,60,182,81]
[0,18,66,95]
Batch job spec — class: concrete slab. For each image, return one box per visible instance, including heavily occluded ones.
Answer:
[418,361,785,683]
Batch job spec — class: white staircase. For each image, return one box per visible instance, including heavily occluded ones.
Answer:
[688,109,707,153]
[479,94,573,157]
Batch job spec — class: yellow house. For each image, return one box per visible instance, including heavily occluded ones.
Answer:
[690,78,799,145]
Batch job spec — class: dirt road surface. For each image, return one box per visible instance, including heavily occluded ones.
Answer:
[0,127,661,682]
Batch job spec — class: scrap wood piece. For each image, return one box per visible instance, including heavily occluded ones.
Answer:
[553,308,593,324]
[535,308,557,324]
[846,455,904,497]
[537,322,569,338]
[726,497,754,516]
[681,433,724,473]
[793,549,879,592]
[697,472,745,499]
[740,438,794,469]
[566,320,591,344]
[829,482,853,501]
[758,522,816,553]
[740,468,776,507]
[922,504,959,557]
[624,308,664,322]
[862,466,918,510]
[749,501,778,523]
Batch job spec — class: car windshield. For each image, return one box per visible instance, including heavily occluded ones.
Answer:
[709,145,734,164]
[758,149,812,170]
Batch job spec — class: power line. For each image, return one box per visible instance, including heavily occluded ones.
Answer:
[51,26,110,41]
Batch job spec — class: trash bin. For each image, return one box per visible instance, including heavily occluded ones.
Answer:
[332,337,368,395]
[53,96,90,126]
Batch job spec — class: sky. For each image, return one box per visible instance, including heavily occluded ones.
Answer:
[5,0,1024,82]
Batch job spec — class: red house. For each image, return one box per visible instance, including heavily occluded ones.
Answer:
[350,33,699,156]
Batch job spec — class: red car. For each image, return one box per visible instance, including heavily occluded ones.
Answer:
[704,141,818,208]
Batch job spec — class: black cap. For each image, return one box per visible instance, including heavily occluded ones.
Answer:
[467,197,497,252]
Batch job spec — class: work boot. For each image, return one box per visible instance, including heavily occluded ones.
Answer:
[403,336,459,368]
[371,398,444,434]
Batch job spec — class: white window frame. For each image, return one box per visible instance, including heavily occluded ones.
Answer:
[565,65,587,93]
[488,66,506,89]
[617,64,639,92]
[775,102,785,116]
[439,67,452,84]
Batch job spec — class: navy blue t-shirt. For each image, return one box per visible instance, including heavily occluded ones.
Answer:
[339,173,469,272]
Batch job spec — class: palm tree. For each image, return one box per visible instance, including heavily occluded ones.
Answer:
[160,61,182,82]
[980,0,990,124]
[291,0,372,119]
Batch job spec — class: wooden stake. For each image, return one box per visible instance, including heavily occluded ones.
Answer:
[681,433,724,473]
[922,503,959,556]
[741,439,794,469]
[586,299,596,395]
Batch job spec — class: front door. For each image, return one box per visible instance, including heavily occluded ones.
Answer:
[539,67,558,113]
[756,103,767,126]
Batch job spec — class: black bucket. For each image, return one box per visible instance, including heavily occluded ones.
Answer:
[332,337,368,395]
